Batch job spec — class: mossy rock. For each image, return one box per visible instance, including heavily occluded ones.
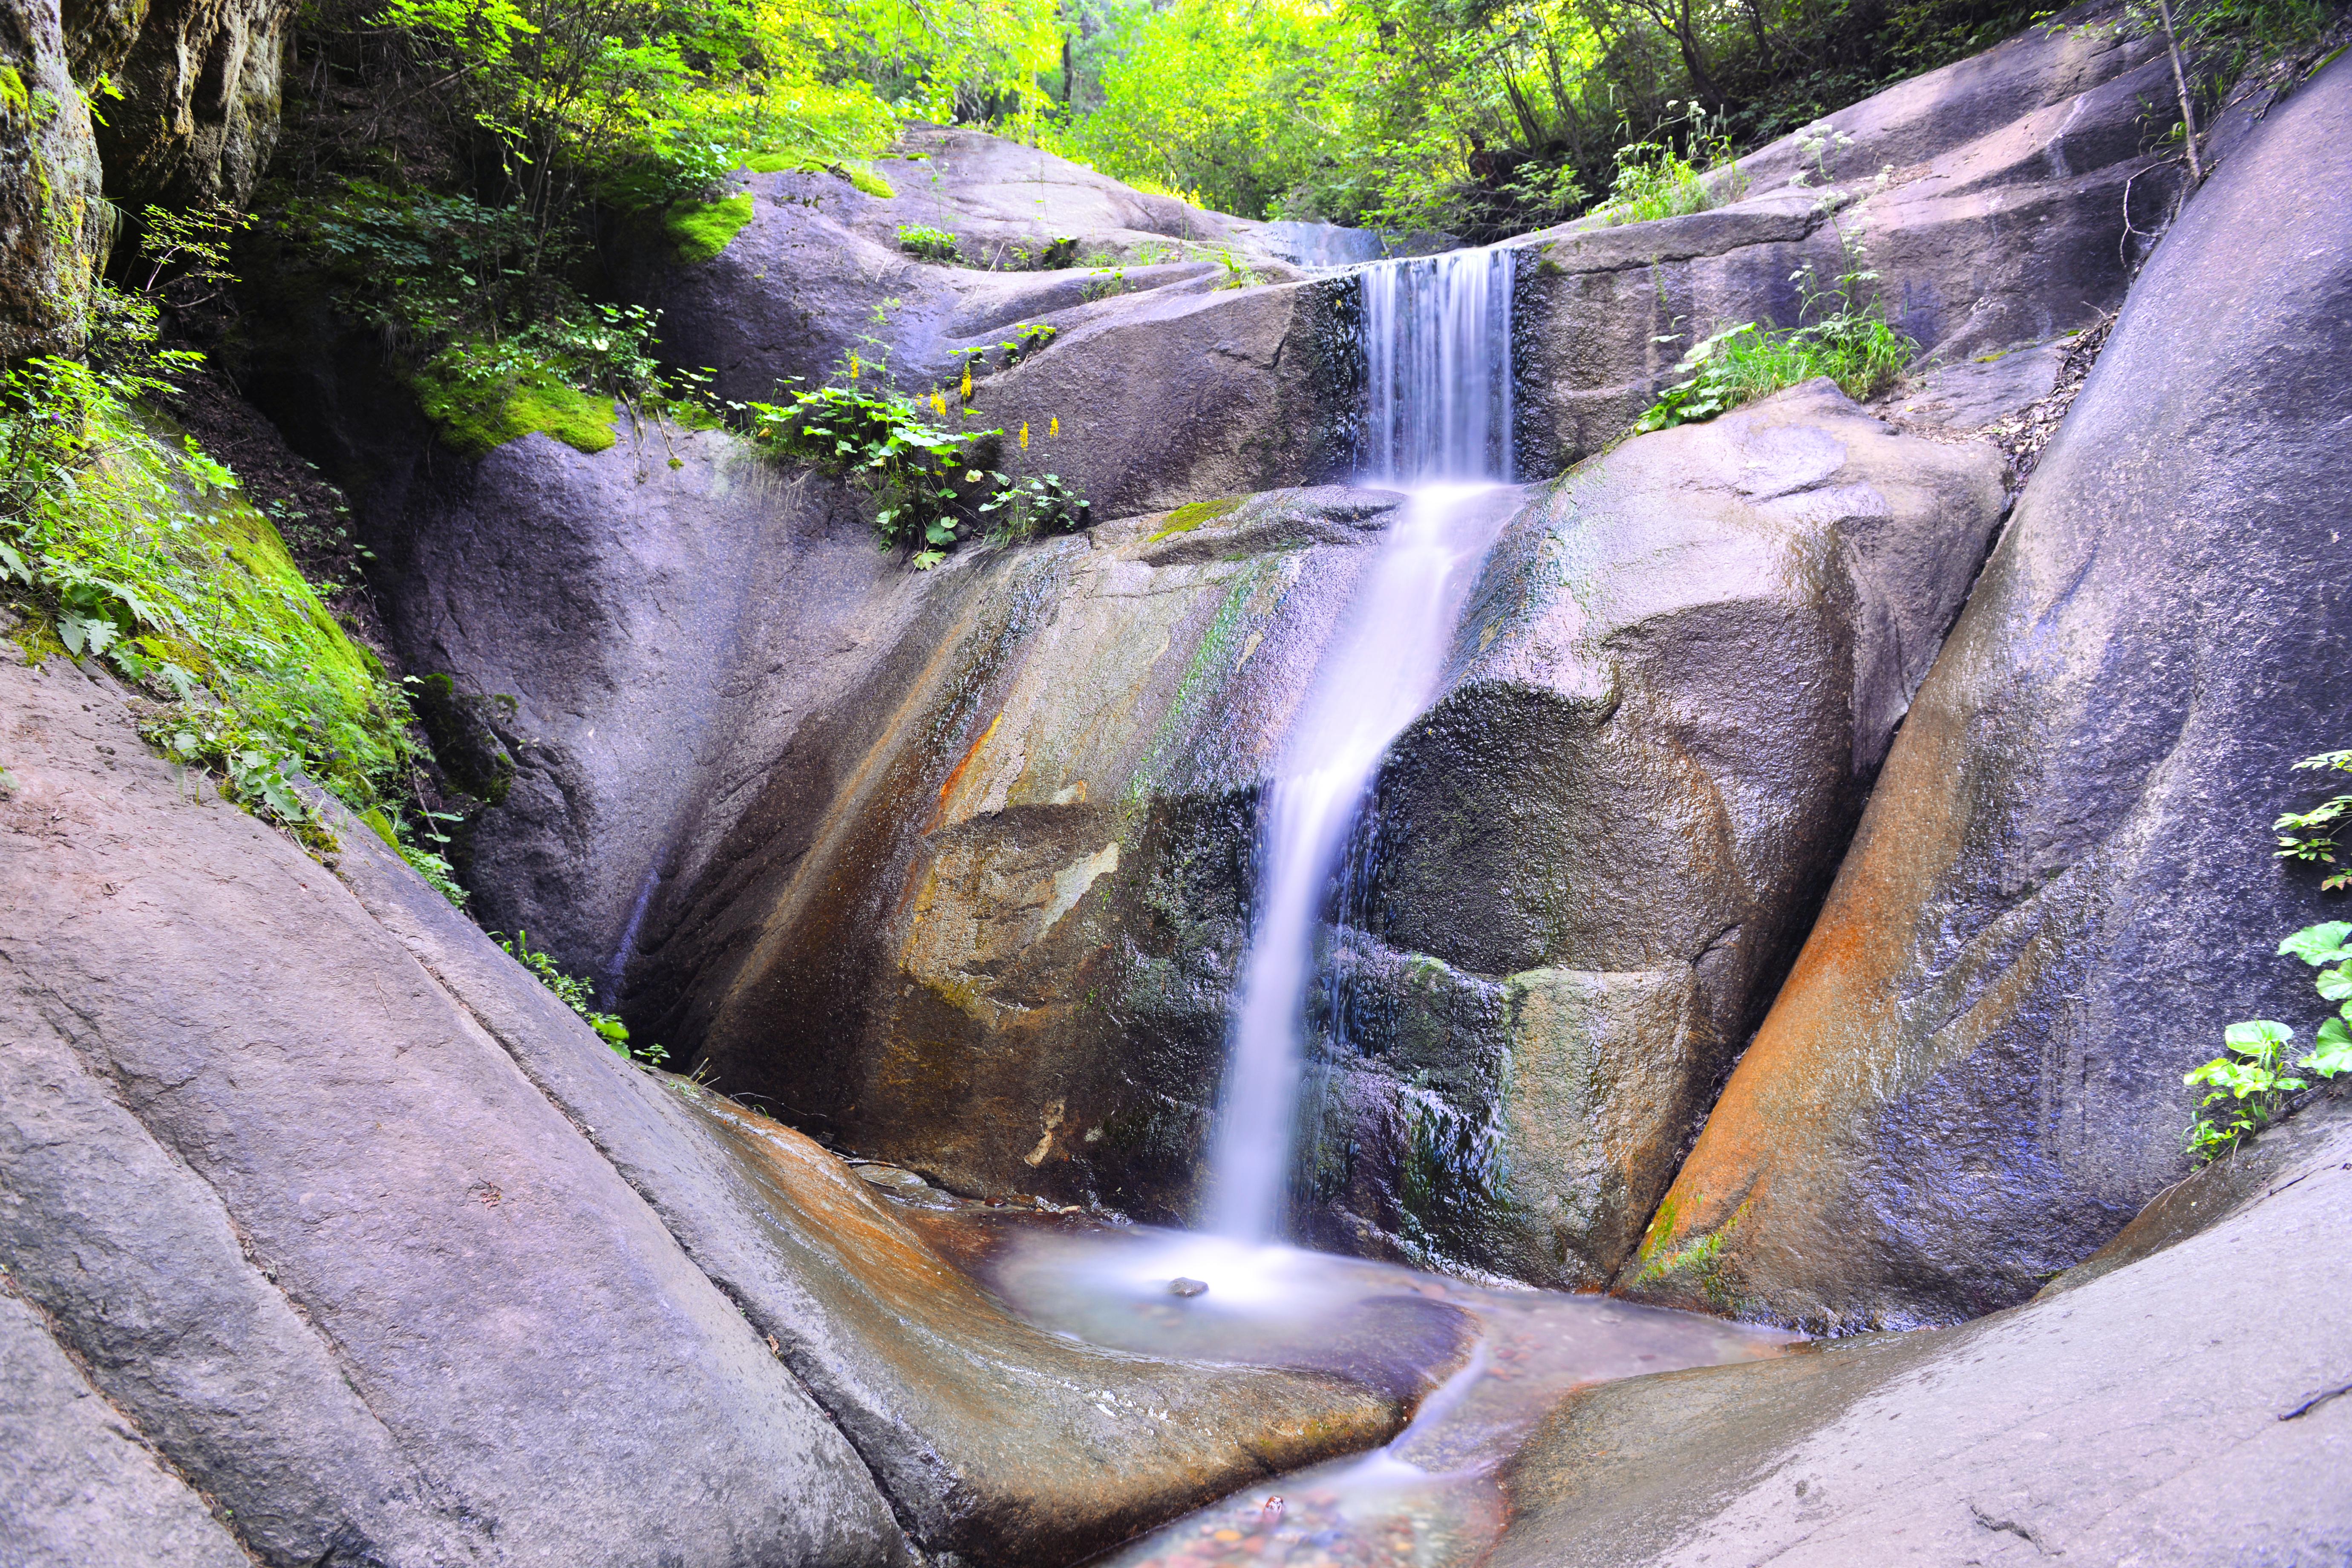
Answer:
[667,193,756,264]
[1144,496,1247,543]
[412,363,617,458]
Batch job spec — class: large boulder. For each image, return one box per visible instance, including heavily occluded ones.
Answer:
[0,646,914,1566]
[661,385,2001,1276]
[671,485,1421,1219]
[1303,383,2003,1286]
[357,423,926,996]
[1508,0,2184,467]
[0,639,1425,1565]
[1487,1093,2352,1565]
[644,132,1357,519]
[1629,51,2352,1332]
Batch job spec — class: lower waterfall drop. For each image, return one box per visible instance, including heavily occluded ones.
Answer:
[1201,243,1520,1243]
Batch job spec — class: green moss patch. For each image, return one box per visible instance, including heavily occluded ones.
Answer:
[667,192,756,262]
[412,361,617,458]
[847,163,895,199]
[1145,495,1247,543]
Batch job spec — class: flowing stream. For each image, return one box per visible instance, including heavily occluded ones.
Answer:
[1201,245,1520,1242]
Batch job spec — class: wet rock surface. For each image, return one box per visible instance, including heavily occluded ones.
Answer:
[1309,383,2003,1288]
[678,484,1415,1219]
[1631,52,2352,1331]
[0,644,1445,1566]
[1509,1,2182,466]
[1490,1103,2352,1566]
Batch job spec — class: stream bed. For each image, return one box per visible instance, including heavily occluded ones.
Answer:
[902,1210,1799,1568]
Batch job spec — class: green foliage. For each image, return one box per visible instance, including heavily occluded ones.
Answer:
[667,191,757,262]
[741,383,1001,560]
[2274,749,2352,889]
[896,223,962,261]
[1046,0,2065,240]
[496,929,669,1067]
[0,323,416,848]
[2189,751,2352,1162]
[977,472,1091,539]
[1590,103,1747,225]
[1635,242,1911,431]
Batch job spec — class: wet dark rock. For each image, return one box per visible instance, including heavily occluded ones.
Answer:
[1169,1277,1210,1298]
[1491,1104,2352,1565]
[1304,383,2003,1291]
[331,807,1418,1567]
[1509,2,2183,467]
[1,644,1421,1566]
[677,484,1414,1220]
[1633,52,2352,1332]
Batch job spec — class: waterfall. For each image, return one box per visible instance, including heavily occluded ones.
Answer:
[1201,246,1518,1242]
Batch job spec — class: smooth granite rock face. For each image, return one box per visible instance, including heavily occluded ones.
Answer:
[1629,52,2352,1333]
[673,485,1418,1221]
[1489,1099,2352,1566]
[0,1286,251,1568]
[324,793,1438,1568]
[643,145,1355,520]
[0,651,914,1568]
[1507,1,2181,467]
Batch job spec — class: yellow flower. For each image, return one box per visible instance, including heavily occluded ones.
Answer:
[932,390,946,416]
[1019,421,1030,450]
[849,353,861,380]
[960,365,973,400]
[1048,415,1060,438]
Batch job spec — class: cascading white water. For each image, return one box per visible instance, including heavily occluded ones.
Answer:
[1201,245,1518,1242]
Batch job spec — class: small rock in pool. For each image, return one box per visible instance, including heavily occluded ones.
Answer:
[1167,1277,1209,1298]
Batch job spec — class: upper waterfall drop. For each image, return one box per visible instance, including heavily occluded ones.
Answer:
[1200,245,1520,1243]
[1361,246,1516,482]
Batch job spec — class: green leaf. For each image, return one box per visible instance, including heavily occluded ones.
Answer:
[2223,1019,2293,1055]
[2279,923,2352,966]
[2302,1017,2352,1078]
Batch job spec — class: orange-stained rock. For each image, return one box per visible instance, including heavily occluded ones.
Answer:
[1625,54,2352,1332]
[1341,382,2004,1288]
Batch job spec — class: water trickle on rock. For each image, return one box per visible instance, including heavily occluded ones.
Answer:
[1201,245,1521,1244]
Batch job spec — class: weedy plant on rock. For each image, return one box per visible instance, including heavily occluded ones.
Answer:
[2188,748,2352,1161]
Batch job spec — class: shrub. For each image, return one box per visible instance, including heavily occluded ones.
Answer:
[496,929,669,1067]
[1591,104,1750,226]
[897,223,961,262]
[0,309,416,847]
[740,383,1000,563]
[1635,243,1913,431]
[2187,749,2352,1162]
